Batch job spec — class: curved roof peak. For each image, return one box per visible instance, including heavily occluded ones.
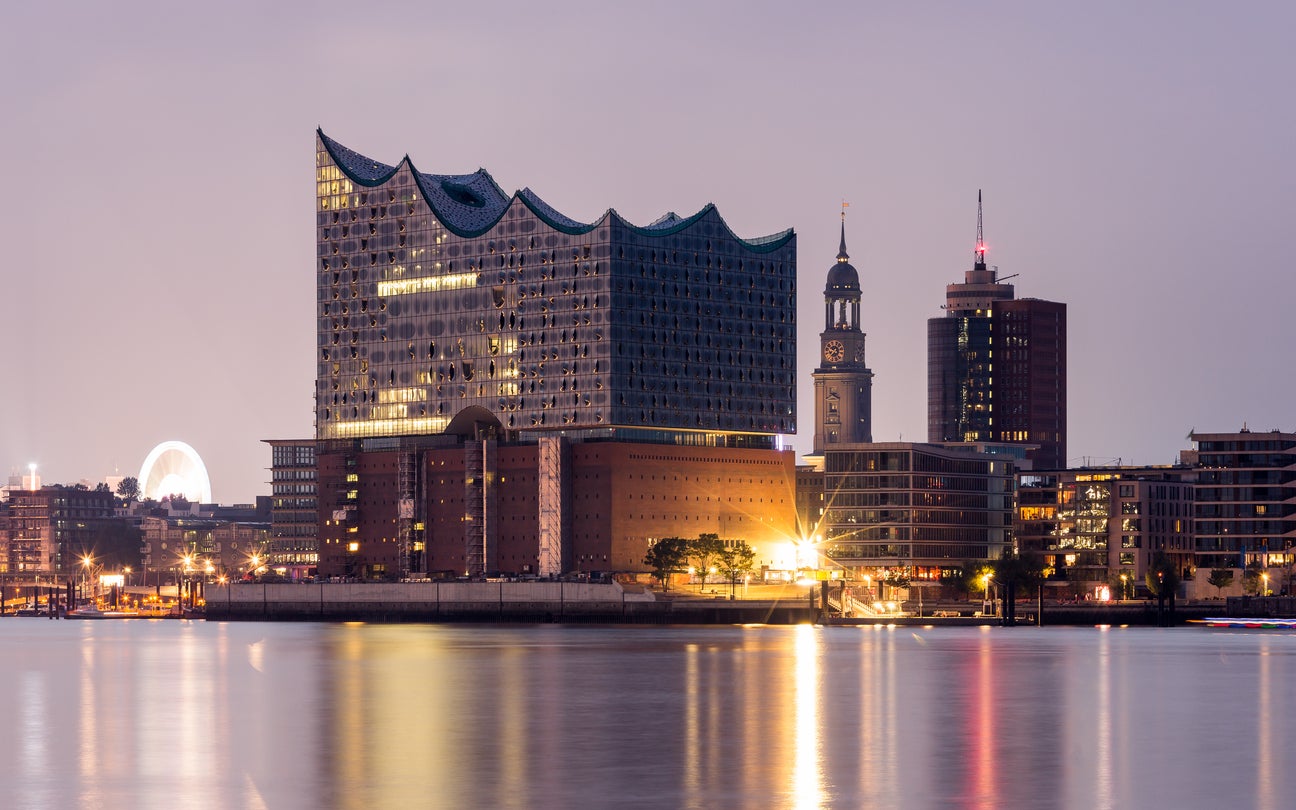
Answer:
[317,130,794,250]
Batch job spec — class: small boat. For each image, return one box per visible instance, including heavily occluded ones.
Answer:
[67,605,140,620]
[1192,617,1296,629]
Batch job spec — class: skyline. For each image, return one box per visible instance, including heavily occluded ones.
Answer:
[4,1,1295,502]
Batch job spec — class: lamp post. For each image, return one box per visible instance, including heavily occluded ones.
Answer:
[1262,572,1270,598]
[81,555,93,608]
[982,573,993,617]
[1120,573,1128,601]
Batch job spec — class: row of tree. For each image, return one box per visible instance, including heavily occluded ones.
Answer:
[642,533,755,592]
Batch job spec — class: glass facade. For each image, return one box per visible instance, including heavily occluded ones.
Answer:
[820,444,1013,567]
[315,132,796,447]
[267,440,318,570]
[1192,431,1296,569]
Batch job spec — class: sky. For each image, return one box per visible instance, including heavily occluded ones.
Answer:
[4,1,1295,503]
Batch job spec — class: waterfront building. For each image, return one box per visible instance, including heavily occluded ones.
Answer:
[818,442,1016,580]
[264,439,318,576]
[140,516,271,579]
[928,194,1067,469]
[1188,428,1296,571]
[1015,466,1195,594]
[1,486,115,573]
[313,131,798,578]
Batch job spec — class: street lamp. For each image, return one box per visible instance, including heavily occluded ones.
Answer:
[982,573,993,616]
[81,555,95,607]
[1262,572,1270,597]
[1120,573,1128,601]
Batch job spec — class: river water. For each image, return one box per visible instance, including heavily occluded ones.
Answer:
[0,619,1291,809]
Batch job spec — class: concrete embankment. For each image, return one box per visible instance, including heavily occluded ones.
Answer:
[204,582,813,624]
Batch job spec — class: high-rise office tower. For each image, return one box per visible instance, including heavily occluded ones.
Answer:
[313,131,799,578]
[927,194,1067,469]
[812,219,873,452]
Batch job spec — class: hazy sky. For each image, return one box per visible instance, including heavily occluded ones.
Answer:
[4,1,1294,503]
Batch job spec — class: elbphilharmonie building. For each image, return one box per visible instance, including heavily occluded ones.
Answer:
[312,131,799,578]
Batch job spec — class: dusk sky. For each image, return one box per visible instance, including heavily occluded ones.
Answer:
[4,1,1294,503]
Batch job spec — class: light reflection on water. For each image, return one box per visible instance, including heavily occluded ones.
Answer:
[0,621,1293,809]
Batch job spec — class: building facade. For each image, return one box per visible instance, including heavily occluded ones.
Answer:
[819,442,1015,579]
[140,516,271,578]
[1015,466,1195,592]
[1190,429,1296,571]
[265,439,318,574]
[313,131,798,578]
[1,486,115,573]
[928,195,1067,469]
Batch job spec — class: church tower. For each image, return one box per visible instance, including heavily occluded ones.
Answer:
[812,216,873,453]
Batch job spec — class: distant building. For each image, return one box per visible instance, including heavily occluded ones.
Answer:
[0,486,115,573]
[140,516,271,578]
[928,194,1067,469]
[1188,428,1296,571]
[312,131,798,578]
[1015,466,1196,593]
[265,440,318,576]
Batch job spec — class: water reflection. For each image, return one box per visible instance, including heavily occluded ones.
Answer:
[1,622,1294,808]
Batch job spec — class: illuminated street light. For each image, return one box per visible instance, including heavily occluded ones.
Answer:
[1120,573,1128,601]
[1262,572,1270,597]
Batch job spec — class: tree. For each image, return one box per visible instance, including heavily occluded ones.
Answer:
[995,551,1047,592]
[716,541,756,598]
[881,570,911,601]
[1208,568,1234,598]
[642,537,690,591]
[1145,553,1180,596]
[688,533,726,589]
[1241,561,1264,596]
[94,482,111,494]
[116,477,141,503]
[1146,552,1181,625]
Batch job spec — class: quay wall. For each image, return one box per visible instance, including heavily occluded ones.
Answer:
[204,582,812,624]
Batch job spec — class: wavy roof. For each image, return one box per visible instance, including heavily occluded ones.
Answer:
[318,130,794,252]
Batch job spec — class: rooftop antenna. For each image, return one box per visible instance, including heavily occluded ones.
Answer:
[974,190,988,271]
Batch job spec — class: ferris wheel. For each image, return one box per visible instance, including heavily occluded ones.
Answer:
[138,440,213,504]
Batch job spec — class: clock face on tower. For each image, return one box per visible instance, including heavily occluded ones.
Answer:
[823,340,845,362]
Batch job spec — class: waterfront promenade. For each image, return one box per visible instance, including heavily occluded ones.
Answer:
[196,580,1273,625]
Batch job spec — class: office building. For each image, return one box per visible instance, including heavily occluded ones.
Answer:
[1,485,115,573]
[928,194,1067,469]
[819,442,1015,578]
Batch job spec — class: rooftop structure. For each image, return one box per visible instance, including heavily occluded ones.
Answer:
[316,130,796,446]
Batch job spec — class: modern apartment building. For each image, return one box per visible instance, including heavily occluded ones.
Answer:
[1015,466,1196,591]
[1190,428,1296,571]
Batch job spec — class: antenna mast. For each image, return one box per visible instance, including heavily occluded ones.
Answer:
[974,190,987,270]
